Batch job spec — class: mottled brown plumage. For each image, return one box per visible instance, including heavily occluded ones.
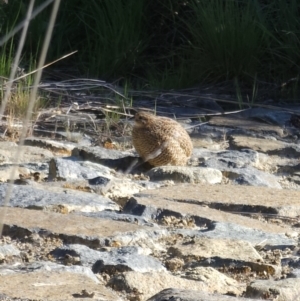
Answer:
[132,111,193,167]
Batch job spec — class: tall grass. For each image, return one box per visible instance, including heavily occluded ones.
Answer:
[268,0,300,80]
[0,1,48,120]
[0,39,14,77]
[181,0,270,83]
[0,1,21,77]
[1,0,299,99]
[149,0,300,95]
[53,0,148,79]
[142,0,191,89]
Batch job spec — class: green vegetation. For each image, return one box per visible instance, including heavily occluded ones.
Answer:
[0,1,43,121]
[183,0,270,82]
[0,0,299,101]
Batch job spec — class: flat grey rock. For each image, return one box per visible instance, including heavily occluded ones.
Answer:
[168,236,262,262]
[0,266,121,301]
[100,177,144,201]
[146,166,222,184]
[194,221,295,249]
[1,107,300,301]
[135,180,164,190]
[238,108,292,127]
[79,211,156,227]
[0,183,118,212]
[282,256,300,270]
[0,265,17,276]
[196,149,260,168]
[124,194,296,244]
[48,157,112,180]
[52,244,165,273]
[21,261,99,283]
[175,221,296,250]
[1,207,149,248]
[0,162,49,182]
[245,278,300,300]
[180,266,244,295]
[230,135,300,157]
[208,116,285,136]
[220,166,281,188]
[0,141,54,164]
[143,184,300,220]
[288,268,300,278]
[286,172,300,184]
[167,236,281,277]
[0,245,20,259]
[23,137,76,154]
[147,288,258,301]
[108,271,244,301]
[198,149,281,188]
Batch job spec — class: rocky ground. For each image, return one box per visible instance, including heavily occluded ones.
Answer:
[0,107,300,301]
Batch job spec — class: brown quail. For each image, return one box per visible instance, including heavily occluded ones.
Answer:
[132,111,193,166]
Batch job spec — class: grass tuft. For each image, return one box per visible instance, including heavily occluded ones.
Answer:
[1,0,300,100]
[54,0,148,80]
[183,0,270,83]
